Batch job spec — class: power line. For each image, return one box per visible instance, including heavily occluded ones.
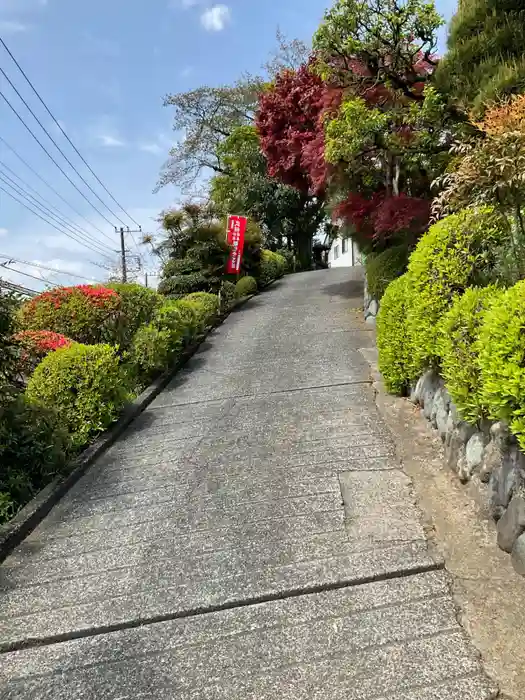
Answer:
[0,36,142,229]
[0,88,119,238]
[0,184,116,261]
[0,166,116,257]
[0,261,53,287]
[0,279,38,297]
[0,254,102,282]
[0,156,115,250]
[0,63,127,230]
[0,135,114,241]
[0,174,116,259]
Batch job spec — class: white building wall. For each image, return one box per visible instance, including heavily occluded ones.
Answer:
[327,236,362,268]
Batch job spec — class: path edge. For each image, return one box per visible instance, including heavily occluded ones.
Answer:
[0,292,262,563]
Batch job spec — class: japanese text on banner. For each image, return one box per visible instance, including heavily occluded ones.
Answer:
[226,215,247,275]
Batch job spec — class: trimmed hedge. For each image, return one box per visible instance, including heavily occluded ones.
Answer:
[235,275,258,298]
[405,206,507,378]
[258,250,286,288]
[130,300,190,380]
[26,343,132,451]
[184,292,220,327]
[365,245,409,301]
[130,324,183,380]
[377,274,411,395]
[479,280,525,449]
[219,280,236,312]
[0,395,68,524]
[107,283,162,349]
[438,286,503,424]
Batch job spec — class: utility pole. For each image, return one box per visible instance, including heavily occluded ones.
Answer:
[116,226,142,283]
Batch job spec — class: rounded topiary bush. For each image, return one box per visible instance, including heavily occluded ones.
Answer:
[26,343,131,450]
[258,250,286,288]
[130,325,182,380]
[219,280,236,312]
[235,275,258,298]
[184,292,219,328]
[365,245,409,301]
[439,285,503,424]
[129,300,191,381]
[18,285,121,345]
[406,206,508,378]
[478,280,525,449]
[377,274,412,395]
[107,283,162,349]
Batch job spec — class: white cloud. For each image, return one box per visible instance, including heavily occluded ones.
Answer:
[98,134,125,148]
[200,4,230,31]
[139,142,163,155]
[0,228,8,237]
[180,66,193,78]
[169,0,200,8]
[88,116,126,148]
[0,19,29,33]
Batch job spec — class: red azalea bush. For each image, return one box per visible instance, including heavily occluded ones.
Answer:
[17,285,122,345]
[13,330,75,374]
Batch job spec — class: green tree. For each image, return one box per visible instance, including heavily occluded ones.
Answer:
[156,204,231,297]
[157,79,263,192]
[436,0,525,115]
[210,125,325,265]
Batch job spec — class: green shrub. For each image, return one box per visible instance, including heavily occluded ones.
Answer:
[26,343,131,451]
[365,245,409,301]
[219,280,236,312]
[129,299,192,381]
[478,280,525,449]
[17,285,121,345]
[184,292,219,328]
[107,283,162,349]
[377,274,412,395]
[258,250,286,288]
[439,286,503,424]
[235,275,258,298]
[406,206,508,378]
[0,396,68,523]
[276,248,296,273]
[130,324,182,380]
[168,298,200,340]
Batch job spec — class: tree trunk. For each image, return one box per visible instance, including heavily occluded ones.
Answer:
[295,231,313,271]
[393,158,400,196]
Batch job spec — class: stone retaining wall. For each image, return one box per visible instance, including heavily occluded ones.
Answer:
[363,277,379,324]
[411,371,525,577]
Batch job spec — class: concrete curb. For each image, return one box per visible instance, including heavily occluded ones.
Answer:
[0,292,259,563]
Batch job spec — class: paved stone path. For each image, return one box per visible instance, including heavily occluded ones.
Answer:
[0,269,496,698]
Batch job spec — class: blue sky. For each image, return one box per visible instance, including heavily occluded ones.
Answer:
[0,0,457,290]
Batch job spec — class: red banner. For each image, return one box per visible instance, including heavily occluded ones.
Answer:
[225,215,247,274]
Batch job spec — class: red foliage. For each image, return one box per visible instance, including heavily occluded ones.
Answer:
[372,195,430,237]
[28,285,119,311]
[333,192,430,242]
[256,62,341,195]
[14,330,73,356]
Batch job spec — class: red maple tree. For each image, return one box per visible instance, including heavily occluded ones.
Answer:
[256,62,342,195]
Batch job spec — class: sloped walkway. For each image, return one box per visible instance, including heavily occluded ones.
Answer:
[0,269,496,698]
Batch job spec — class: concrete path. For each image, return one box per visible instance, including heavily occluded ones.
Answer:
[0,269,496,698]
